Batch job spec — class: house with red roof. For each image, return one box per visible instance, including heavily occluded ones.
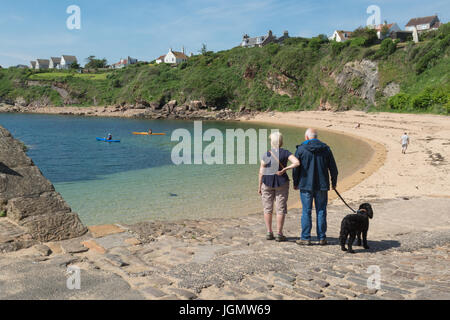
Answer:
[155,48,189,64]
[329,30,353,42]
[372,22,401,39]
[110,56,138,69]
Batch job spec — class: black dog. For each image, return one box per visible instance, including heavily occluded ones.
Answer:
[339,203,373,253]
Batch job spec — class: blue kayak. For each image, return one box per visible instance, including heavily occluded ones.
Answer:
[96,138,121,143]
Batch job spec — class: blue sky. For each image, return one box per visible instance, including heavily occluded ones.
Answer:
[0,0,448,67]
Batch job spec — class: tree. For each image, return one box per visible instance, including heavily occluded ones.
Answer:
[85,56,107,69]
[378,38,397,57]
[352,27,378,46]
[381,25,390,38]
[70,62,81,70]
[199,43,207,55]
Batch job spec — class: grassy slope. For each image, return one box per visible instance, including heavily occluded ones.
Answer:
[0,23,448,114]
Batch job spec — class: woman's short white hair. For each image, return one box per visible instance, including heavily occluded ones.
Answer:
[270,132,283,149]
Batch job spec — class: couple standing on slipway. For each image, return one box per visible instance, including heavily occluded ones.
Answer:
[258,128,338,245]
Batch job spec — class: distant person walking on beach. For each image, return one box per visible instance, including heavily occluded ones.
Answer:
[259,132,300,242]
[293,128,338,246]
[401,133,410,154]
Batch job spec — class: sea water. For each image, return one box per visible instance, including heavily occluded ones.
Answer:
[0,113,372,225]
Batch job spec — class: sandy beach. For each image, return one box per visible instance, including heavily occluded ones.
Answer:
[245,110,450,203]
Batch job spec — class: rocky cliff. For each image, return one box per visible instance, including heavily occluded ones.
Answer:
[0,126,87,252]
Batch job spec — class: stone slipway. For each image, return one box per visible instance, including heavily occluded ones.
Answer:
[0,197,448,300]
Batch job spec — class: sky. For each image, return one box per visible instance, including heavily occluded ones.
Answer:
[0,0,448,67]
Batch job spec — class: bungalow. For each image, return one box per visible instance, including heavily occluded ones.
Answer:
[35,59,50,70]
[110,56,138,69]
[241,30,277,48]
[329,30,353,42]
[49,57,62,69]
[156,48,188,64]
[30,61,37,69]
[60,55,78,69]
[405,15,441,33]
[372,22,401,39]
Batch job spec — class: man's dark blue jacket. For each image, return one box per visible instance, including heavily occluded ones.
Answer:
[292,139,338,191]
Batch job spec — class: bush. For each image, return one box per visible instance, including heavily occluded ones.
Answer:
[388,93,411,110]
[352,27,378,46]
[264,43,280,56]
[202,83,229,108]
[331,41,347,55]
[377,38,397,57]
[411,88,433,109]
[415,48,440,74]
[409,87,448,110]
[308,37,322,50]
[350,37,366,47]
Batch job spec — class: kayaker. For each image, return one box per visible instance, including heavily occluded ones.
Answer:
[107,133,113,141]
[148,129,153,135]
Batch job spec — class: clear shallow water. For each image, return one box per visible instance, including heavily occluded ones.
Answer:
[0,113,372,225]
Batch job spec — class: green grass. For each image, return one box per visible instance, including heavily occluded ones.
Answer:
[29,72,108,81]
[1,23,449,114]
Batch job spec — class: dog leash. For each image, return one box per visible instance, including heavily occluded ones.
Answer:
[334,189,357,213]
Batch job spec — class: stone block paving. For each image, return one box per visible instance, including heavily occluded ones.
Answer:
[0,199,449,300]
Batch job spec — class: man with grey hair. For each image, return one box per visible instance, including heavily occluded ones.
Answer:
[293,128,338,245]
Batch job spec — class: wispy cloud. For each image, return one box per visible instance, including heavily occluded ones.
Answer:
[0,52,34,63]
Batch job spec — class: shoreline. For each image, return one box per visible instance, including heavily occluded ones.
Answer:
[1,106,383,226]
[246,110,450,204]
[1,106,449,222]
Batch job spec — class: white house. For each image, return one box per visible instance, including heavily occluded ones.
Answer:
[49,57,62,69]
[405,15,441,33]
[30,61,37,69]
[156,48,188,64]
[372,22,401,39]
[110,56,138,69]
[329,30,353,42]
[60,55,78,69]
[35,59,50,70]
[241,30,278,48]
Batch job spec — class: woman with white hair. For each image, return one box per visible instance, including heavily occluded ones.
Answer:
[258,132,300,242]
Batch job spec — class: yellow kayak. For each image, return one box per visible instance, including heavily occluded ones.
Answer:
[132,132,166,136]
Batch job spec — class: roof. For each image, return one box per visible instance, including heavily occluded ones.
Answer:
[36,59,50,64]
[374,23,395,31]
[50,57,61,63]
[406,15,438,27]
[336,30,353,39]
[30,61,36,66]
[172,51,188,59]
[62,55,77,63]
[156,55,166,61]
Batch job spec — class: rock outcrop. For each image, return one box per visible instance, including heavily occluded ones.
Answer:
[334,59,379,105]
[0,126,87,251]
